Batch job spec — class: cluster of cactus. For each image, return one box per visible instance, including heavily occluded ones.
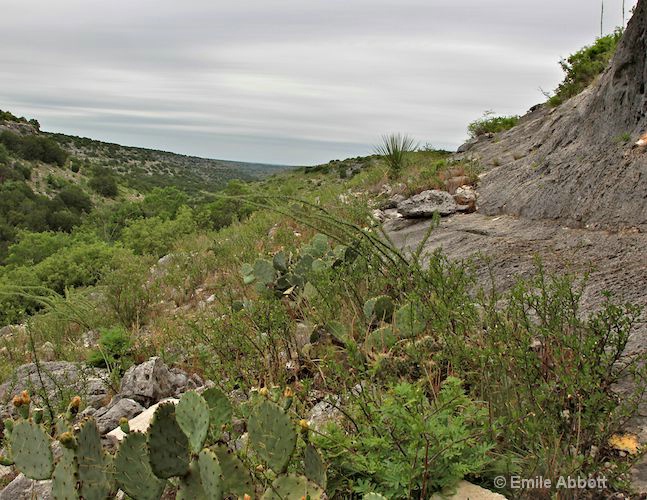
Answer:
[363,296,427,353]
[2,387,328,499]
[241,233,356,298]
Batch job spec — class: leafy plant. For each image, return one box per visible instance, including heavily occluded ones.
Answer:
[374,133,418,178]
[315,378,493,498]
[549,29,623,106]
[467,112,520,138]
[87,326,133,379]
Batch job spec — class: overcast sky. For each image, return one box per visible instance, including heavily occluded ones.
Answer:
[0,0,637,165]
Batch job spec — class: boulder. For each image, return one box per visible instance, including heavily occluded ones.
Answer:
[0,362,109,413]
[119,357,201,407]
[380,193,407,210]
[454,186,478,213]
[106,398,179,443]
[431,480,506,499]
[0,473,52,500]
[308,398,343,433]
[397,190,461,218]
[94,397,144,434]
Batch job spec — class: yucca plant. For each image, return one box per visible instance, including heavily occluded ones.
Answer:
[374,133,417,179]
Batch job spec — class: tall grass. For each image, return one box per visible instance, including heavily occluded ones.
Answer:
[374,133,418,179]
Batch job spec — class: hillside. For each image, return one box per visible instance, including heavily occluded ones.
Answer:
[1,5,647,499]
[47,132,287,195]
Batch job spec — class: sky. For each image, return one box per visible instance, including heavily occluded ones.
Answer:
[0,0,638,165]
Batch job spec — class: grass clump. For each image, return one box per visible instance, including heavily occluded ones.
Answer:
[549,29,623,107]
[467,111,520,138]
[374,133,418,178]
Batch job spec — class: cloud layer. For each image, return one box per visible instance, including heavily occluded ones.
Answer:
[0,0,636,164]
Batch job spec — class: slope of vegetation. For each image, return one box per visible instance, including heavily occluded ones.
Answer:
[0,123,643,497]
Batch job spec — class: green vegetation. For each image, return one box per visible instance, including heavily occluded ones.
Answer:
[549,29,623,106]
[1,103,644,498]
[0,130,67,166]
[374,133,417,178]
[467,111,520,138]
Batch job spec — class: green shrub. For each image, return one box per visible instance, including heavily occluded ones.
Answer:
[120,206,197,257]
[87,326,133,376]
[56,185,93,213]
[549,29,623,106]
[4,231,73,267]
[0,144,8,165]
[89,172,119,197]
[374,133,417,178]
[315,378,492,498]
[102,250,159,328]
[467,112,520,138]
[0,131,68,166]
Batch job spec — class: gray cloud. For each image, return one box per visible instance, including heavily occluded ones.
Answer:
[0,0,636,164]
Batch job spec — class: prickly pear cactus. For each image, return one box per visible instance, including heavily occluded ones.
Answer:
[76,419,113,500]
[364,326,397,353]
[248,399,297,473]
[176,391,210,453]
[177,459,206,500]
[394,302,425,337]
[201,387,232,439]
[198,449,224,500]
[253,259,276,285]
[115,432,166,500]
[52,449,79,500]
[304,444,327,489]
[213,445,254,498]
[261,473,324,500]
[148,402,191,479]
[364,295,395,323]
[9,420,53,480]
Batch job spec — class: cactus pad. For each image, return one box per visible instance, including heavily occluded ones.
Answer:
[364,295,395,323]
[201,387,232,439]
[76,419,112,500]
[52,450,79,500]
[115,432,166,500]
[253,259,276,284]
[198,449,224,500]
[10,420,53,480]
[176,391,210,452]
[261,474,324,499]
[304,444,327,489]
[248,399,297,473]
[148,402,191,479]
[394,302,425,337]
[364,326,397,352]
[177,459,206,500]
[213,445,253,498]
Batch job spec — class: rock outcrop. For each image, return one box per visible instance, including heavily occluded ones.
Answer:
[462,1,647,231]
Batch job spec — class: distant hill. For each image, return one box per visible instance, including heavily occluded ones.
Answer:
[46,132,289,195]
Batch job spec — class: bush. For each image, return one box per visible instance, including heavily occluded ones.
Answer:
[102,250,159,328]
[0,144,8,165]
[56,185,93,213]
[4,231,73,267]
[315,378,492,498]
[89,172,119,197]
[374,133,417,178]
[87,326,133,376]
[467,112,520,138]
[120,206,197,257]
[0,131,68,166]
[549,30,623,107]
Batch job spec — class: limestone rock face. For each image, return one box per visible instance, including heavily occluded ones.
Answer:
[119,356,202,407]
[0,473,52,500]
[464,1,647,231]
